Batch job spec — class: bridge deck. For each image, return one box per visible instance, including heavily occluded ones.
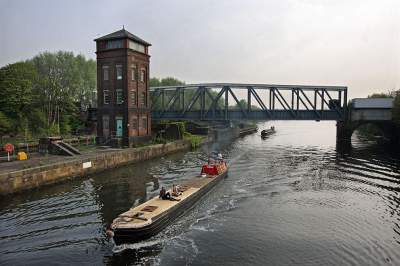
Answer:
[152,110,343,121]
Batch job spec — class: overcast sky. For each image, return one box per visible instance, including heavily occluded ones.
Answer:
[0,0,399,98]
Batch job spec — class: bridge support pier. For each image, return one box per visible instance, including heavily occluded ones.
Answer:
[336,121,352,143]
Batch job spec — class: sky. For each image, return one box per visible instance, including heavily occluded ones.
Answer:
[0,0,399,98]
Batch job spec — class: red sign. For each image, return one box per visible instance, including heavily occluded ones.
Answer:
[3,143,14,153]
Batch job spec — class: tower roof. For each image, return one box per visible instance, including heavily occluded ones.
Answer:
[94,28,151,46]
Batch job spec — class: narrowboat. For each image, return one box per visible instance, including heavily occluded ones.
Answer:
[107,159,228,245]
[261,126,276,138]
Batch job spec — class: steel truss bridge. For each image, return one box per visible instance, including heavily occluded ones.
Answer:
[150,83,348,121]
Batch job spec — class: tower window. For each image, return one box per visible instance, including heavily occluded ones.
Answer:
[142,117,147,129]
[129,40,145,53]
[106,40,123,49]
[140,92,146,106]
[131,91,137,107]
[103,90,110,104]
[131,118,138,129]
[116,89,123,104]
[102,115,109,129]
[102,115,109,137]
[116,64,123,80]
[131,65,136,81]
[140,69,146,82]
[102,65,109,81]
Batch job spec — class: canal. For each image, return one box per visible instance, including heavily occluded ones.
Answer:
[1,121,400,265]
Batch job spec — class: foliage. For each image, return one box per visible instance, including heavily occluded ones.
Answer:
[0,112,11,135]
[231,99,261,110]
[149,77,161,87]
[32,51,96,134]
[0,61,38,133]
[150,77,225,111]
[0,51,96,138]
[150,77,185,87]
[356,124,382,138]
[28,110,48,136]
[173,121,186,137]
[368,92,392,98]
[183,132,204,149]
[153,120,203,148]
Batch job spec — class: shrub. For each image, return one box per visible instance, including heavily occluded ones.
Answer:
[183,132,204,149]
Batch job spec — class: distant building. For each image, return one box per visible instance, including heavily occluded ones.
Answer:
[94,28,152,146]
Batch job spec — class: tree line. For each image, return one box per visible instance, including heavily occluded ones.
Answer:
[0,51,96,139]
[149,77,257,111]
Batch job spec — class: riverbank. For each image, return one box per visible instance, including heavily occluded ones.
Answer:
[239,126,258,137]
[0,140,191,196]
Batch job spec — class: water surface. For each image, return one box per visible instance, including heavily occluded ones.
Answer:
[1,121,400,265]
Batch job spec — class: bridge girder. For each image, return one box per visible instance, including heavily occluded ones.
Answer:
[150,83,348,121]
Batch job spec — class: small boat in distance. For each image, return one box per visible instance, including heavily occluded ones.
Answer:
[261,126,276,138]
[107,156,228,245]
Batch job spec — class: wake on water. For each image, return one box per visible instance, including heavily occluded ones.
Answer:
[111,141,247,263]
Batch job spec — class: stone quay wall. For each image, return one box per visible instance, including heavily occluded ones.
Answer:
[0,140,191,195]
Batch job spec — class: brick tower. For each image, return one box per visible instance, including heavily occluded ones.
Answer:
[94,28,151,146]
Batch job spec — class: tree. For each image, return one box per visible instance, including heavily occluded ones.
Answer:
[150,77,161,87]
[74,55,96,109]
[232,99,247,110]
[0,112,11,135]
[69,55,96,133]
[0,61,37,133]
[368,92,392,98]
[32,51,96,134]
[159,77,185,86]
[149,77,227,111]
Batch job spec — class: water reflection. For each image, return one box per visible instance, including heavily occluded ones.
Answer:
[91,162,159,224]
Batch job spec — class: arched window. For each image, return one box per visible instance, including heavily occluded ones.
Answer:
[131,90,137,107]
[140,92,146,106]
[131,118,138,130]
[102,65,109,81]
[131,64,136,81]
[103,90,110,104]
[116,89,123,104]
[140,69,146,82]
[116,64,123,80]
[142,117,147,129]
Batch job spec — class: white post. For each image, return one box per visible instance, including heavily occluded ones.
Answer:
[7,152,10,162]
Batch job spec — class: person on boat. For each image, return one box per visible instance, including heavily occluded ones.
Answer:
[172,184,182,197]
[176,184,184,193]
[159,186,180,201]
[159,187,171,200]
